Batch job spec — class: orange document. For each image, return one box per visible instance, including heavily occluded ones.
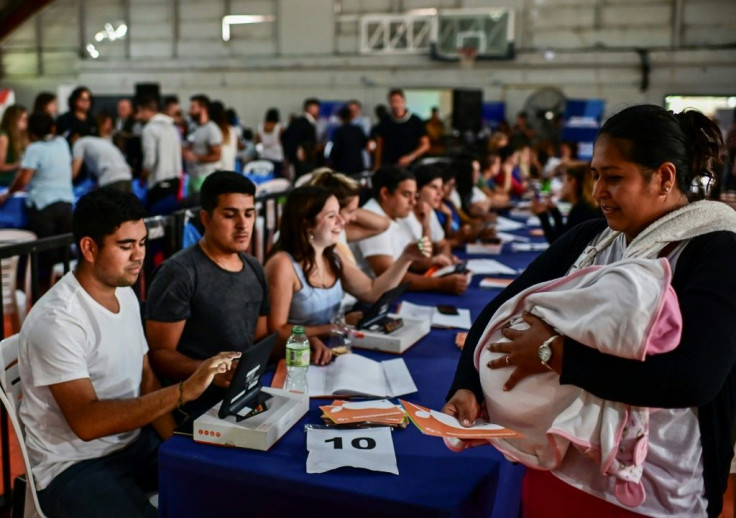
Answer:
[401,400,522,439]
[271,359,287,389]
[479,277,513,289]
[320,400,406,426]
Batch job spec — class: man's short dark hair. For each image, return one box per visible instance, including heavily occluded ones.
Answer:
[337,106,352,122]
[28,112,54,139]
[163,95,179,107]
[73,188,147,249]
[138,95,159,112]
[190,94,210,112]
[371,165,415,199]
[200,171,256,214]
[303,98,320,110]
[413,163,444,190]
[387,88,405,99]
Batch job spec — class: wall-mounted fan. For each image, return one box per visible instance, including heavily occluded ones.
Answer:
[522,87,567,142]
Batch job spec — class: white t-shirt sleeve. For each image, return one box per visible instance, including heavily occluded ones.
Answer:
[123,288,149,358]
[356,228,395,259]
[25,313,91,387]
[20,142,41,170]
[207,124,223,146]
[141,125,156,171]
[72,139,86,160]
[471,186,488,204]
[429,210,446,242]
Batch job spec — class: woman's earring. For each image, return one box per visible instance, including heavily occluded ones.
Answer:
[308,233,314,241]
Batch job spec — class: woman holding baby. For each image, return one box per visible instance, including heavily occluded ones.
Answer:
[444,105,736,518]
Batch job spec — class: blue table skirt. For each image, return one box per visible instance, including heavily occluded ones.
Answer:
[158,228,544,518]
[0,179,150,230]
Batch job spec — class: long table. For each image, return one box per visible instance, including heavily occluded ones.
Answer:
[158,226,543,518]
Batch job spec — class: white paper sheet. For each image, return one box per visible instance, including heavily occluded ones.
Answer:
[305,355,417,398]
[511,242,549,252]
[306,427,398,475]
[465,259,518,276]
[494,216,525,231]
[397,301,472,330]
[496,231,530,243]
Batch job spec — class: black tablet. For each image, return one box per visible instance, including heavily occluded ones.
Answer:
[355,282,409,331]
[218,333,278,419]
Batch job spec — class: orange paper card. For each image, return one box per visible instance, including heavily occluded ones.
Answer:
[271,359,286,389]
[320,400,406,425]
[400,400,522,439]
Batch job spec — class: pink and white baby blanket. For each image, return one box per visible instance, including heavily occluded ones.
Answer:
[461,258,681,507]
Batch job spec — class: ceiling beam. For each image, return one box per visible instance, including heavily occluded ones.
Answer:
[0,0,56,42]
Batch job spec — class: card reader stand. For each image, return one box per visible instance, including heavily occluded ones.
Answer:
[220,385,273,422]
[351,314,431,354]
[367,317,404,334]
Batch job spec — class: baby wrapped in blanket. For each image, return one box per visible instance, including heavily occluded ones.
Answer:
[451,257,682,508]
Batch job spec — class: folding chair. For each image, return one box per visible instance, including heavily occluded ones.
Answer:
[0,335,47,518]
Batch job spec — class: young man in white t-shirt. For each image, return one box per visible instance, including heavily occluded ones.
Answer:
[400,163,457,259]
[353,166,469,294]
[19,188,239,518]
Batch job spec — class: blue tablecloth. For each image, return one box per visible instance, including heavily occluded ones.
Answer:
[0,179,150,230]
[158,229,544,518]
[0,194,28,229]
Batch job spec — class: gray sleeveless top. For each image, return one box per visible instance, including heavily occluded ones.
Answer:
[287,253,343,326]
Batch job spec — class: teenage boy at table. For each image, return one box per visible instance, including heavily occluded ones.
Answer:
[353,165,469,294]
[18,188,239,518]
[146,171,270,418]
[402,163,457,257]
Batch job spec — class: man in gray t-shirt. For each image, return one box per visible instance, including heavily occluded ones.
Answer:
[145,171,268,416]
[72,136,133,190]
[182,94,222,194]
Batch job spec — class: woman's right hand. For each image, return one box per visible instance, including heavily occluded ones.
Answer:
[310,336,333,366]
[441,389,482,427]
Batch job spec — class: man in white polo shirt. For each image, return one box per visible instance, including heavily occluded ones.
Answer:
[353,165,468,294]
[18,188,239,518]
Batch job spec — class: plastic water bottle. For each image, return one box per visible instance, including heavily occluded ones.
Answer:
[284,326,310,393]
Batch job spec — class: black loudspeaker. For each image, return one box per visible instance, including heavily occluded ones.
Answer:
[134,83,160,106]
[452,89,483,133]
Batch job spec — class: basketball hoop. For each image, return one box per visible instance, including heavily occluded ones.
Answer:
[457,46,478,69]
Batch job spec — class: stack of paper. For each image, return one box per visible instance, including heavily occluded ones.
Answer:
[320,400,408,428]
[400,400,522,439]
[511,242,549,252]
[466,242,502,255]
[494,216,525,232]
[465,259,518,276]
[496,231,529,243]
[479,277,514,289]
[396,301,472,330]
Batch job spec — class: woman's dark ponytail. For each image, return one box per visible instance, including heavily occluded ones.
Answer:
[674,110,723,198]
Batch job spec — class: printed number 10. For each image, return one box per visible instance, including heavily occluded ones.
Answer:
[325,437,377,450]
